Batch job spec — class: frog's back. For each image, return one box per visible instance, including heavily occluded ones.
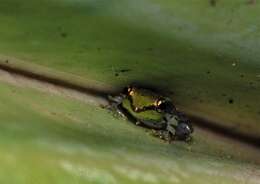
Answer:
[122,98,166,130]
[129,87,160,109]
[121,86,169,129]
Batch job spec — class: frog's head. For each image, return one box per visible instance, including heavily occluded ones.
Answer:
[175,113,193,141]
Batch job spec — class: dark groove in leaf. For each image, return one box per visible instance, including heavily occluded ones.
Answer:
[0,62,259,148]
[189,114,260,148]
[0,63,111,99]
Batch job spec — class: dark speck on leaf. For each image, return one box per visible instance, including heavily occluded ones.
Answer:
[120,69,131,73]
[228,98,234,104]
[206,71,211,74]
[227,19,233,24]
[222,93,227,97]
[115,69,132,73]
[240,74,244,78]
[210,0,217,6]
[147,48,153,51]
[114,69,132,77]
[248,0,256,5]
[61,32,67,38]
[97,48,101,51]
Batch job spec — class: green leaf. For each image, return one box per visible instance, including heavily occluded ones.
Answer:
[0,0,259,183]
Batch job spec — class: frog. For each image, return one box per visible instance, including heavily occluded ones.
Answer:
[108,86,193,142]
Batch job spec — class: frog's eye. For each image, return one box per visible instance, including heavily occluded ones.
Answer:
[128,86,132,92]
[123,86,133,95]
[157,100,163,106]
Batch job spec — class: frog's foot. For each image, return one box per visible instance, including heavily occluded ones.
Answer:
[108,95,125,105]
[135,121,141,126]
[107,95,123,110]
[108,105,126,119]
[114,108,127,119]
[150,130,174,143]
[185,136,193,144]
[106,95,126,119]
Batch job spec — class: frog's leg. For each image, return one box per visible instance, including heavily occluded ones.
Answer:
[108,94,124,105]
[144,116,175,142]
[107,94,126,118]
[150,129,173,143]
[163,113,180,142]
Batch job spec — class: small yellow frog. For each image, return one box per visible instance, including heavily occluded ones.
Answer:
[108,86,193,142]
